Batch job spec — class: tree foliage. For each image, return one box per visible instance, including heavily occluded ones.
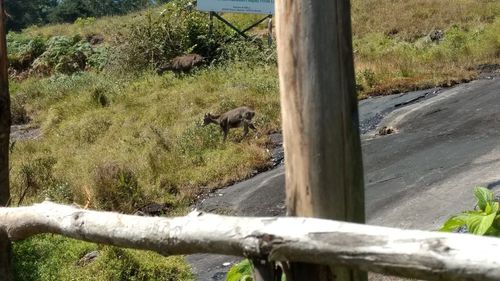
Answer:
[5,0,57,31]
[5,0,167,31]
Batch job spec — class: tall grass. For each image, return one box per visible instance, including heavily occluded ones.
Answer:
[10,64,280,211]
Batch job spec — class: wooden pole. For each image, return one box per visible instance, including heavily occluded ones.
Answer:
[0,230,12,281]
[275,0,366,280]
[0,0,12,280]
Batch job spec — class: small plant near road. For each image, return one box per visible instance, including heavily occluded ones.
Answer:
[440,187,500,236]
[226,259,287,281]
[226,259,253,281]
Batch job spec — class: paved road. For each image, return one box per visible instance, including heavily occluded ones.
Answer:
[188,77,500,280]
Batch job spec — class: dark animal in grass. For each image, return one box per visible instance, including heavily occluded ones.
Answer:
[156,54,206,74]
[203,106,257,142]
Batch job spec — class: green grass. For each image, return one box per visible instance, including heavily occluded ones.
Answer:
[352,0,500,40]
[10,64,280,210]
[353,19,500,96]
[13,235,192,281]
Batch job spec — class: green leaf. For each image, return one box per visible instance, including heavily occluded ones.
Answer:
[474,186,494,211]
[490,202,500,214]
[485,203,492,214]
[485,226,500,236]
[440,214,467,232]
[226,259,253,281]
[466,210,496,235]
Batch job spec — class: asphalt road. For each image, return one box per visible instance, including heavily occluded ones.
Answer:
[188,77,500,280]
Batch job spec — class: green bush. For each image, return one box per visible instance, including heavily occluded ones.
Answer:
[10,93,30,124]
[15,156,57,203]
[92,161,144,212]
[215,39,277,67]
[113,0,230,72]
[6,34,111,76]
[7,33,47,73]
[441,187,500,236]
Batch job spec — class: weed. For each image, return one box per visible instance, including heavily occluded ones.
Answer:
[74,17,96,28]
[92,161,143,212]
[15,156,61,205]
[361,69,377,88]
[89,88,109,107]
[10,93,30,125]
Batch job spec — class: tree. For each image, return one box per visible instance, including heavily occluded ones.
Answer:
[48,0,92,23]
[48,0,153,24]
[5,0,57,31]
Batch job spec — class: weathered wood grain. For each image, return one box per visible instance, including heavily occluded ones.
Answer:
[275,0,365,279]
[1,202,500,281]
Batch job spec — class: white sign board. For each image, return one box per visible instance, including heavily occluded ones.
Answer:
[197,0,274,15]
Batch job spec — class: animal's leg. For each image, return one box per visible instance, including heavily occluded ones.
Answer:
[248,122,257,131]
[221,126,229,142]
[244,119,258,139]
[243,123,249,137]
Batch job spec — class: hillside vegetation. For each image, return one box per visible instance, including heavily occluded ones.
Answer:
[7,0,500,280]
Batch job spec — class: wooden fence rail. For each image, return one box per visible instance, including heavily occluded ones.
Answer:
[1,201,500,281]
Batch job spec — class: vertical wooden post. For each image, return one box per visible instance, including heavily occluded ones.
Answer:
[0,0,12,280]
[275,0,366,280]
[0,230,12,281]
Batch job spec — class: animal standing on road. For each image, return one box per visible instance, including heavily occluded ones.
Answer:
[203,106,257,142]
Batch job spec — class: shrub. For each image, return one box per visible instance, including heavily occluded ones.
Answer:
[361,69,377,88]
[7,33,47,73]
[92,161,143,212]
[30,35,109,75]
[113,0,230,72]
[215,39,277,67]
[15,156,65,205]
[89,87,109,107]
[10,93,30,125]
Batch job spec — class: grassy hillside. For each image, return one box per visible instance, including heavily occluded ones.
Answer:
[6,0,500,280]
